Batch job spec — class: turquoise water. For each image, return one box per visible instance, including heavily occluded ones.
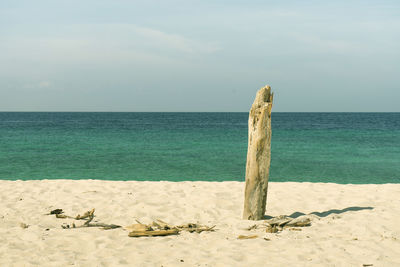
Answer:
[0,112,399,184]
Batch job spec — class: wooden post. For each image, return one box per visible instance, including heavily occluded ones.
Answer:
[243,85,273,220]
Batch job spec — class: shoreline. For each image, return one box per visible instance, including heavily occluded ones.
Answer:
[3,178,399,185]
[1,180,399,266]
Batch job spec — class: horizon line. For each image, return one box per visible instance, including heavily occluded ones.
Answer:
[0,111,399,113]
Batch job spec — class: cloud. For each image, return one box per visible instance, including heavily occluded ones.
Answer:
[0,23,221,70]
[56,23,222,55]
[38,81,51,88]
[127,24,221,54]
[21,80,53,90]
[290,33,362,54]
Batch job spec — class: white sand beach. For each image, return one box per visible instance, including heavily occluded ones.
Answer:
[1,180,399,266]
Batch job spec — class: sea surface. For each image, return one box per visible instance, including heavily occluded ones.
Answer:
[0,112,399,184]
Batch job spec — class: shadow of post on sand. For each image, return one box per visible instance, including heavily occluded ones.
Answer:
[264,206,374,220]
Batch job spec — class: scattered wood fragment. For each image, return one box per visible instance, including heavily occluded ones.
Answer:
[238,235,258,240]
[124,223,152,232]
[265,215,292,227]
[129,229,180,237]
[239,215,314,234]
[85,223,121,230]
[285,216,311,227]
[126,220,215,238]
[51,209,214,237]
[152,219,173,230]
[266,225,279,233]
[288,228,302,231]
[127,220,178,237]
[52,208,121,230]
[82,210,95,226]
[20,223,29,229]
[261,215,312,233]
[76,209,95,220]
[246,224,258,231]
[176,223,216,233]
[49,209,63,215]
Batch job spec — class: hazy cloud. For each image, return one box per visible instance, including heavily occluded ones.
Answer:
[21,81,53,90]
[128,24,221,54]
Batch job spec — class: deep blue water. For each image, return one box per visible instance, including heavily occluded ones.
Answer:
[0,112,399,184]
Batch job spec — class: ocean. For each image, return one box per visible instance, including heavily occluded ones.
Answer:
[0,112,399,184]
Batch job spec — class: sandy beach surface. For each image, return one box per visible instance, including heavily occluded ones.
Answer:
[0,180,399,266]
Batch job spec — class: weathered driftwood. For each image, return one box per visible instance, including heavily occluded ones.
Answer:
[85,223,121,230]
[126,219,179,237]
[127,220,215,237]
[266,225,279,233]
[124,223,152,232]
[53,208,96,220]
[243,85,274,220]
[285,216,311,227]
[76,209,95,220]
[62,222,121,230]
[265,215,292,227]
[176,223,216,233]
[288,228,302,231]
[53,208,121,230]
[242,215,312,234]
[246,224,258,231]
[50,209,64,215]
[264,215,312,233]
[264,215,311,228]
[237,234,258,240]
[52,209,214,236]
[152,219,173,230]
[129,229,180,237]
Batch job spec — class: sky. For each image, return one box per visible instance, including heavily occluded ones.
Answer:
[1,0,399,112]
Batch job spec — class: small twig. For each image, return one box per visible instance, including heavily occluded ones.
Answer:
[47,209,64,215]
[85,223,121,230]
[56,208,120,230]
[83,213,94,226]
[246,224,258,231]
[238,235,258,240]
[76,208,95,220]
[129,228,179,237]
[176,223,216,233]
